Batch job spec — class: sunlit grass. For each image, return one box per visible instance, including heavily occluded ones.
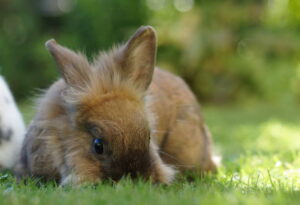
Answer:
[258,120,300,151]
[205,103,300,193]
[1,102,300,204]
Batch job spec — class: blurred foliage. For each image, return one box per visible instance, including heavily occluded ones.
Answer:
[0,0,148,100]
[1,0,300,103]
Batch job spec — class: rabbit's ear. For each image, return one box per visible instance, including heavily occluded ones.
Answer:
[45,39,90,87]
[119,26,156,90]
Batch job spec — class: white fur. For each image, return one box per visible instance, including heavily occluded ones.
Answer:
[0,76,25,169]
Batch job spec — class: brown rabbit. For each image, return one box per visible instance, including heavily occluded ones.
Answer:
[17,26,217,185]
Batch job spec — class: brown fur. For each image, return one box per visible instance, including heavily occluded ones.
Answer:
[17,26,217,185]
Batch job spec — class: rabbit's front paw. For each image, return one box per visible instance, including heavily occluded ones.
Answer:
[60,173,100,187]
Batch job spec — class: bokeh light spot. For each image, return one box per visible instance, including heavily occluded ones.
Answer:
[174,0,194,12]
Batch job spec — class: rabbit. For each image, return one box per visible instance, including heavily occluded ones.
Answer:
[17,26,217,186]
[0,75,26,170]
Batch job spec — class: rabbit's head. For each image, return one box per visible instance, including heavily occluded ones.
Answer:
[45,26,175,184]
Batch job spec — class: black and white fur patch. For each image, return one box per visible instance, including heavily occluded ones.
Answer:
[0,76,25,169]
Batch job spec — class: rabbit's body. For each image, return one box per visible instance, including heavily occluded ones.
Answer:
[18,26,216,185]
[149,69,216,172]
[0,76,25,169]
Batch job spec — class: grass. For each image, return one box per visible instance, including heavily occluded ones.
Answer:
[1,102,300,204]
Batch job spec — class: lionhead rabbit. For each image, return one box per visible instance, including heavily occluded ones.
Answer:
[18,26,217,185]
[0,76,25,169]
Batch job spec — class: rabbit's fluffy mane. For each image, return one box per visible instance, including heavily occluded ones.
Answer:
[63,47,146,107]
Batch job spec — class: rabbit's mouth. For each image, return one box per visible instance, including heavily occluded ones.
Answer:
[102,150,153,181]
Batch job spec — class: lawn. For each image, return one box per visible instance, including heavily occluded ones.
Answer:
[0,102,299,205]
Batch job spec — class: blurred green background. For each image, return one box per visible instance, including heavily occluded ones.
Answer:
[1,0,300,104]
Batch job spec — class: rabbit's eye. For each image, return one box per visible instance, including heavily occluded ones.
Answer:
[93,138,104,155]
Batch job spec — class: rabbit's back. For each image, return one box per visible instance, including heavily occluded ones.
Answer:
[149,69,217,172]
